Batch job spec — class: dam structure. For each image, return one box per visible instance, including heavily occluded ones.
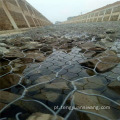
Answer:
[63,1,120,24]
[0,0,52,31]
[0,1,120,120]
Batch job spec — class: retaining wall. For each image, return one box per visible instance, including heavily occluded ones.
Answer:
[0,0,52,31]
[63,1,120,24]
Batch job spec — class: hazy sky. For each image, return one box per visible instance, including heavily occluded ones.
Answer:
[26,0,118,23]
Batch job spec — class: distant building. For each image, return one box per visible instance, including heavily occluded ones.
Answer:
[55,21,62,24]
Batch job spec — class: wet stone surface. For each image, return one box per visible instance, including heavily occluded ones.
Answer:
[0,22,120,120]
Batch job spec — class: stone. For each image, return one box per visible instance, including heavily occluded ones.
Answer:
[6,37,32,46]
[45,81,69,91]
[0,43,8,48]
[59,42,73,51]
[95,34,105,41]
[67,40,74,43]
[35,74,56,83]
[0,38,6,42]
[23,63,40,74]
[27,112,63,120]
[74,90,99,108]
[108,80,120,94]
[14,58,33,64]
[78,42,95,52]
[88,46,106,52]
[0,90,50,115]
[33,81,70,104]
[25,52,46,62]
[45,51,53,56]
[1,22,120,120]
[40,45,53,52]
[0,65,11,76]
[21,37,33,42]
[0,74,20,89]
[0,91,19,103]
[102,37,113,42]
[4,49,24,59]
[44,39,56,44]
[106,29,115,34]
[86,76,107,85]
[73,90,117,120]
[117,76,120,81]
[0,103,6,110]
[84,51,98,58]
[59,44,68,49]
[0,54,2,59]
[79,76,107,91]
[0,47,9,54]
[6,38,23,47]
[84,82,104,90]
[99,36,115,47]
[111,42,120,53]
[84,46,106,58]
[74,79,88,90]
[6,58,32,74]
[107,33,117,41]
[23,62,56,84]
[21,42,42,50]
[80,50,120,73]
[11,60,27,74]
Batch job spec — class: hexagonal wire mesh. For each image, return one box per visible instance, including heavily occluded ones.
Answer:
[0,25,120,120]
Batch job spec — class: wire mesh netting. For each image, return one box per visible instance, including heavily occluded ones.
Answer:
[0,24,120,120]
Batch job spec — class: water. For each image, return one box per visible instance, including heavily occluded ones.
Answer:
[0,46,120,120]
[0,24,120,119]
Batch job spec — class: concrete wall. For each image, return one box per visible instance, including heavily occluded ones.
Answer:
[0,0,52,31]
[63,1,120,24]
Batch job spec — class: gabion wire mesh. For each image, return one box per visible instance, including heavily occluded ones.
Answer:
[0,24,120,120]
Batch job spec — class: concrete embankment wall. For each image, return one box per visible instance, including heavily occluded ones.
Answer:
[0,0,52,31]
[63,1,120,24]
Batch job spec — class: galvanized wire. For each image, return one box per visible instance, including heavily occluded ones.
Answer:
[0,27,120,120]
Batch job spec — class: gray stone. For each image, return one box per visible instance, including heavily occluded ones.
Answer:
[4,49,24,59]
[95,34,106,41]
[0,47,9,54]
[99,35,116,47]
[102,37,113,42]
[6,37,32,45]
[0,43,8,48]
[21,42,42,50]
